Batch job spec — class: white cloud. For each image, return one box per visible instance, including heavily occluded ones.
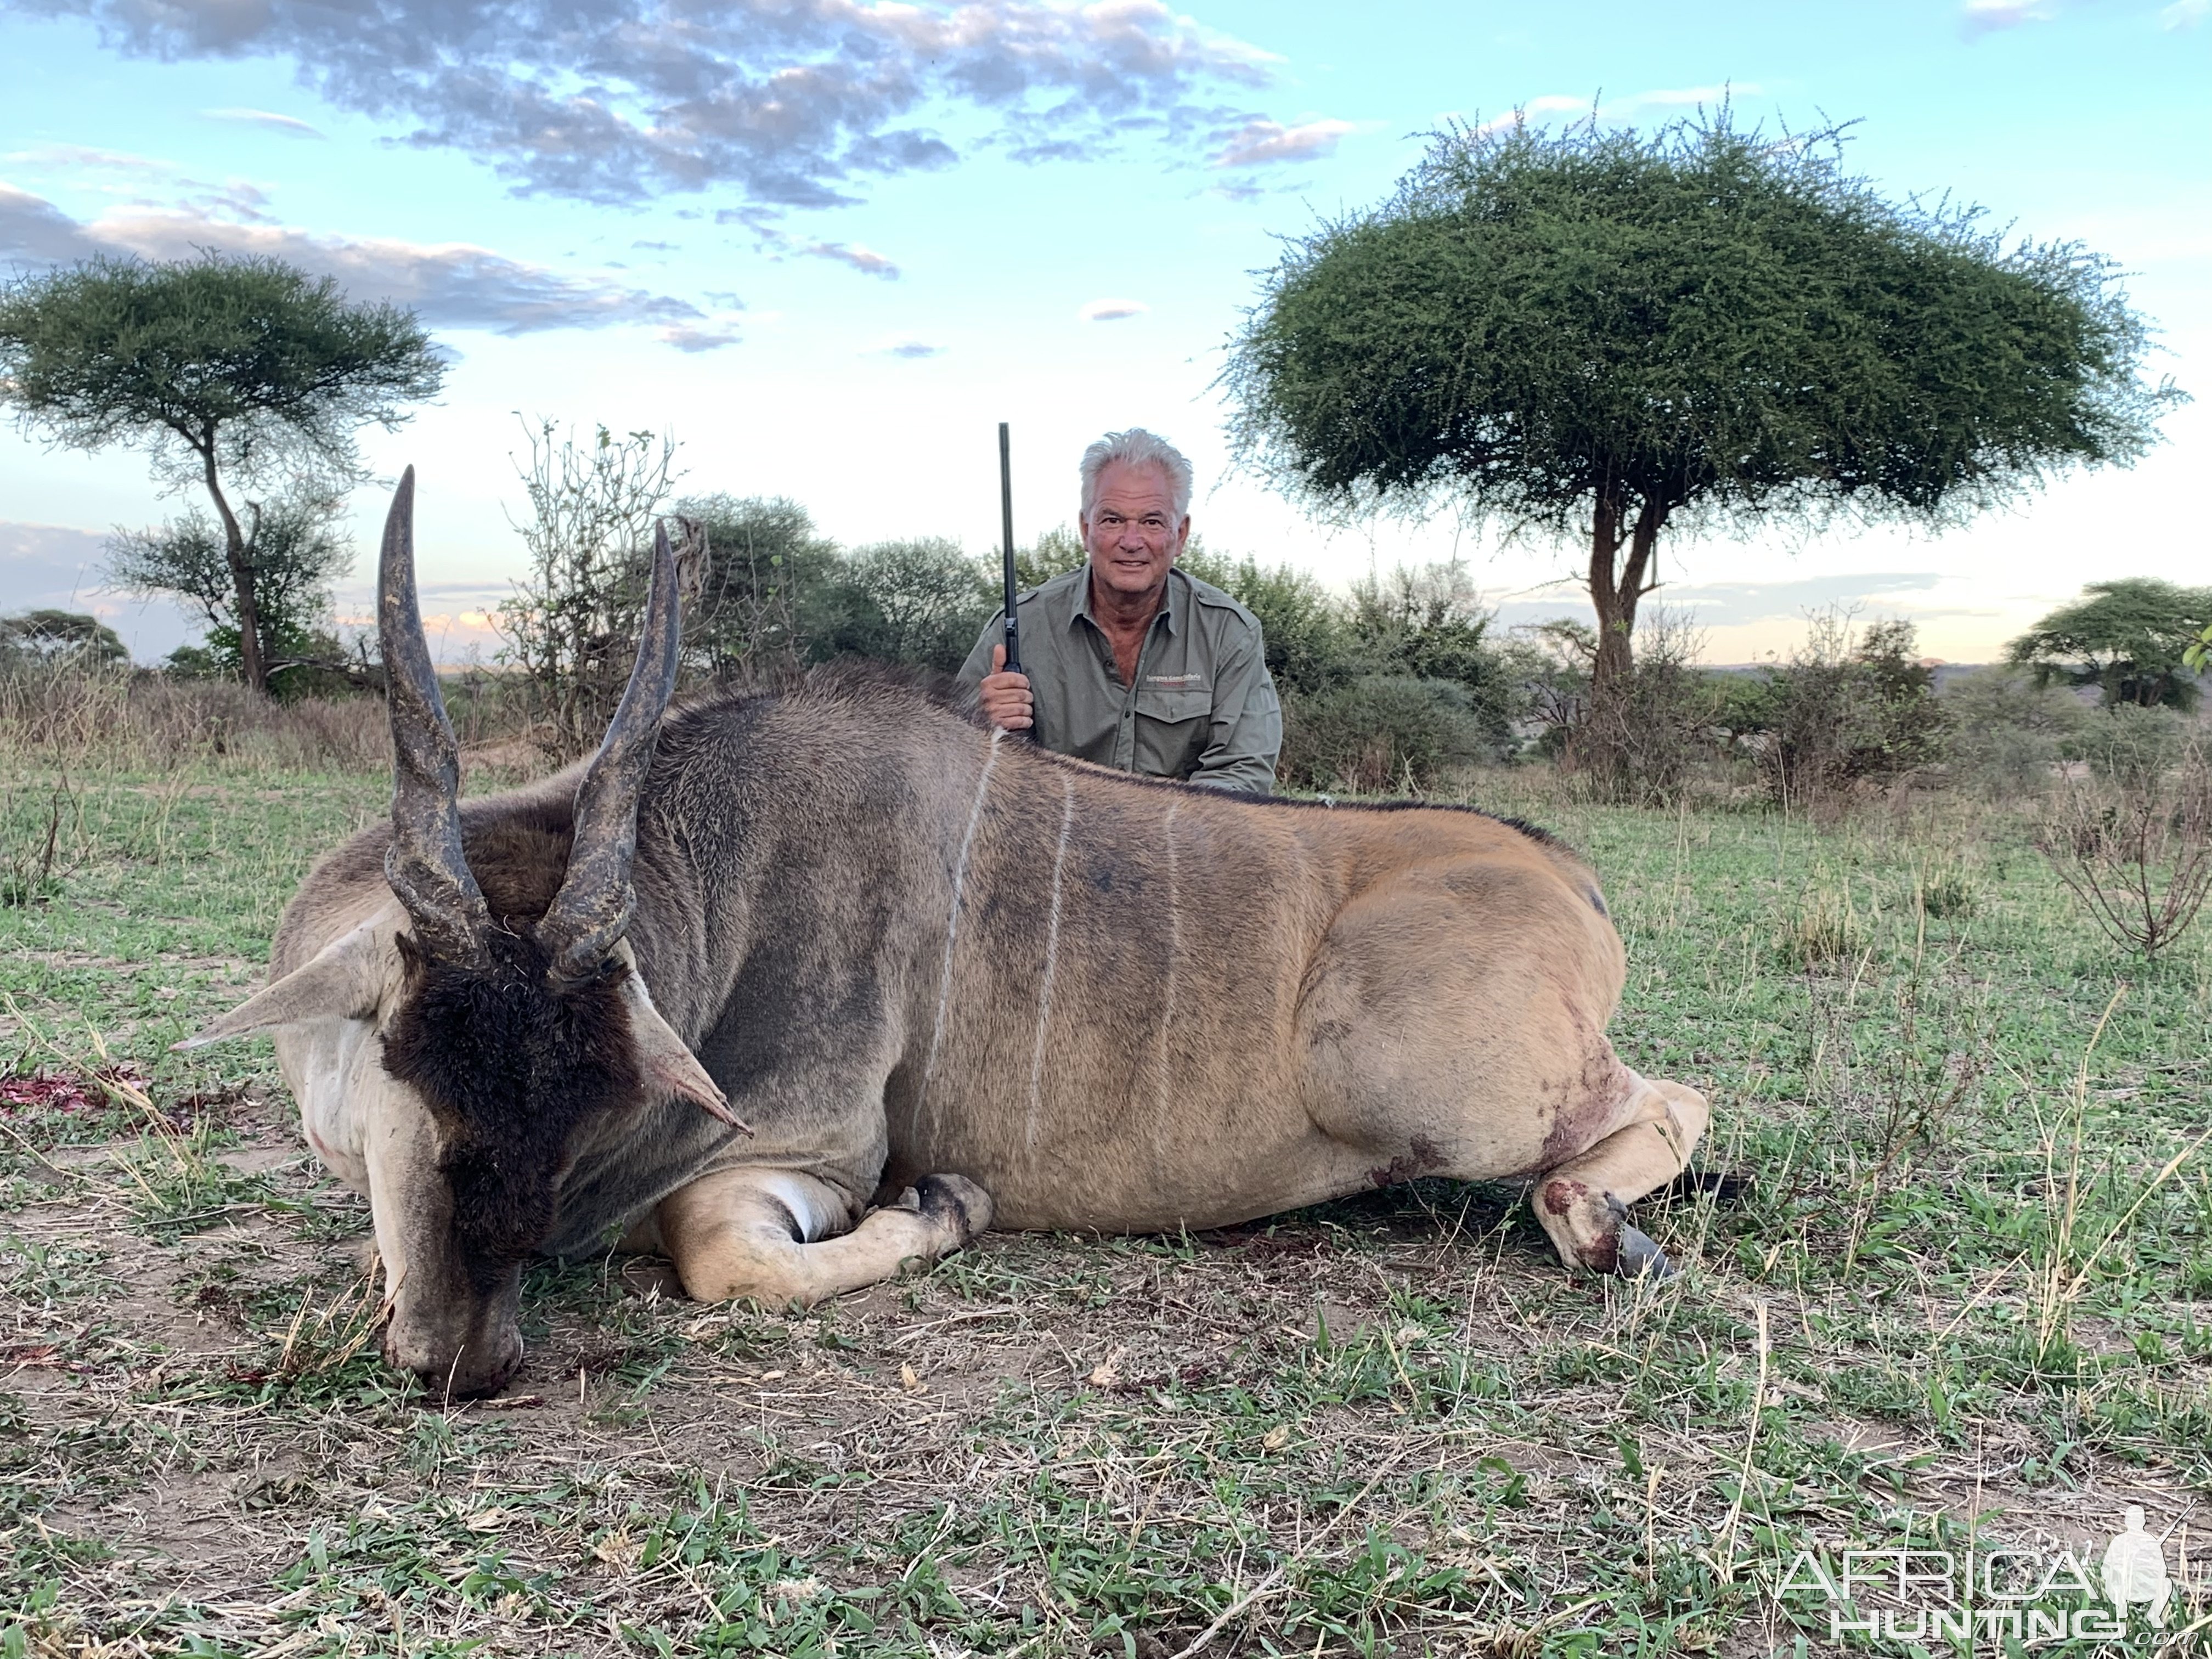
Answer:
[1210,117,1355,168]
[2160,0,2208,26]
[871,336,945,358]
[1961,0,2053,35]
[713,208,903,278]
[1475,85,1760,137]
[1474,96,1587,137]
[1204,176,1269,202]
[1078,297,1148,321]
[36,0,1286,211]
[4,143,171,173]
[0,185,714,340]
[0,183,103,263]
[200,108,324,138]
[658,321,745,352]
[2,144,280,222]
[799,240,900,278]
[101,213,708,333]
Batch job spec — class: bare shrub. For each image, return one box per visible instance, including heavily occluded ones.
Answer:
[1913,849,1978,919]
[498,419,681,759]
[1,774,81,906]
[256,695,390,771]
[2037,715,2212,958]
[1779,882,1865,969]
[1542,610,1724,806]
[0,652,125,752]
[1803,940,1995,1272]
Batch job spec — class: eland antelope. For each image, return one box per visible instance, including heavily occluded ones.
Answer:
[184,471,1712,1396]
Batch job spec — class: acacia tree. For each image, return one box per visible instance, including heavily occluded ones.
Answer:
[0,253,444,691]
[0,609,128,668]
[105,492,354,686]
[821,538,995,672]
[1224,112,2182,682]
[2007,578,2212,709]
[674,493,843,681]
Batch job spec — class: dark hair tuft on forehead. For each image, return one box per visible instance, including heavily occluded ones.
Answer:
[380,929,641,1284]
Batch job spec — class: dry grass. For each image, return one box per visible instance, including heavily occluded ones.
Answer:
[0,663,550,781]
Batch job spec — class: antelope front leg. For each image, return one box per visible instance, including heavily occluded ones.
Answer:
[1533,1076,1710,1279]
[652,1167,994,1307]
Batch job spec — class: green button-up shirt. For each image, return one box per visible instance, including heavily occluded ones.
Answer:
[958,565,1283,794]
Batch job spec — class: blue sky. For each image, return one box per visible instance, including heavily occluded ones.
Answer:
[2,0,2205,664]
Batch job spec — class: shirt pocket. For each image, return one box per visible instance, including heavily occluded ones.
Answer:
[1134,687,1212,777]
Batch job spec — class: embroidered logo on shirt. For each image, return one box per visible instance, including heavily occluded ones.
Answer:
[1145,673,1207,689]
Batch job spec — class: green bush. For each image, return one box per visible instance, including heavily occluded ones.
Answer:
[1279,675,1496,793]
[167,621,362,702]
[817,537,994,673]
[1013,523,1088,590]
[1939,667,2095,797]
[2074,701,2193,789]
[673,493,843,680]
[1345,562,1535,733]
[1741,614,1947,803]
[1189,550,1535,767]
[1182,546,1355,697]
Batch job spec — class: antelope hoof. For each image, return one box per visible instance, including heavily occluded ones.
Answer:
[915,1172,994,1243]
[1615,1223,1673,1281]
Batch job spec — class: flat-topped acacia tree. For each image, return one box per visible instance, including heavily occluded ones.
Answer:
[0,253,444,692]
[2008,578,2212,709]
[1223,112,2182,682]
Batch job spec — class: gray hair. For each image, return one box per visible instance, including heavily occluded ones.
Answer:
[1079,428,1194,522]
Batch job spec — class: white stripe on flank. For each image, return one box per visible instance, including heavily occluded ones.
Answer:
[916,729,1003,1129]
[1153,798,1182,1158]
[1025,772,1077,1150]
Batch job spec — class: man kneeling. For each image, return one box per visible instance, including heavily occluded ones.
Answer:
[960,428,1281,794]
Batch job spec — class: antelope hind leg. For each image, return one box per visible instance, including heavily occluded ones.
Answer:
[1533,1076,1709,1279]
[654,1166,994,1308]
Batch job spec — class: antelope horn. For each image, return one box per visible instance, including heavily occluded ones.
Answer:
[379,467,490,965]
[538,518,685,988]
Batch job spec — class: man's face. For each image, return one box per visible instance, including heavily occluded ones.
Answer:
[1081,460,1188,602]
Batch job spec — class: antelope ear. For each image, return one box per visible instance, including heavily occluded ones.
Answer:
[173,919,391,1049]
[615,972,750,1135]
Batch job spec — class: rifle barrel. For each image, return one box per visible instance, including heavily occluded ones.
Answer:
[998,421,1022,675]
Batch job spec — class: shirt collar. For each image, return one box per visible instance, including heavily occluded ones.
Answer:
[1071,564,1184,636]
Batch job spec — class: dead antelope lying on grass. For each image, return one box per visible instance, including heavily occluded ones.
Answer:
[185,471,1712,1396]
